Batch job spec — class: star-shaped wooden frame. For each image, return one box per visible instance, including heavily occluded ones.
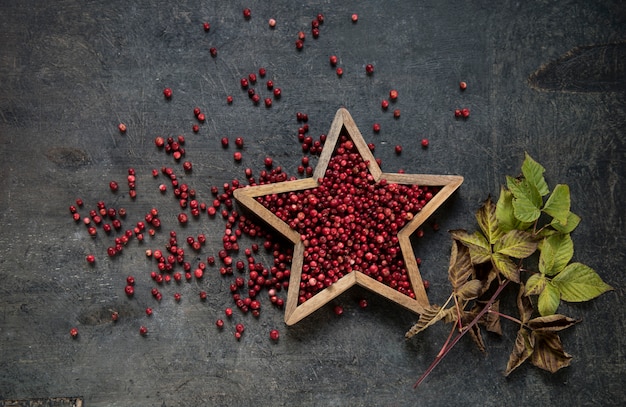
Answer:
[234,108,463,325]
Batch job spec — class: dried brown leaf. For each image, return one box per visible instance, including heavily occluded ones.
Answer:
[405,304,445,339]
[467,323,486,352]
[448,240,474,291]
[480,300,502,335]
[527,314,580,332]
[517,284,534,324]
[505,328,535,376]
[456,279,484,301]
[530,331,573,373]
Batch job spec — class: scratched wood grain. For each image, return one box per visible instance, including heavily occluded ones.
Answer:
[0,0,625,406]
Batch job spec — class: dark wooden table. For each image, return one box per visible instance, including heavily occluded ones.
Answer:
[1,1,624,405]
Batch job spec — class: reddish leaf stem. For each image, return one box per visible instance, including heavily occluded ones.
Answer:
[413,279,510,388]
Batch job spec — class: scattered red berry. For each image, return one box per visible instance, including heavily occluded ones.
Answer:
[423,280,430,290]
[163,88,172,99]
[145,308,153,316]
[365,64,374,75]
[174,293,181,302]
[336,67,343,76]
[269,329,280,341]
[118,123,127,133]
[389,89,398,101]
[461,108,470,118]
[393,109,401,118]
[268,18,276,28]
[243,8,251,19]
[233,151,242,162]
[329,55,338,66]
[372,123,381,133]
[86,254,95,264]
[351,14,358,23]
[395,145,403,154]
[70,327,79,338]
[124,285,134,297]
[111,311,119,322]
[459,81,467,90]
[421,138,429,148]
[139,326,148,336]
[381,100,389,110]
[334,305,344,316]
[216,319,224,328]
[359,299,368,308]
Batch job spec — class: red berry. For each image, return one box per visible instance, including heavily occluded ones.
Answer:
[381,100,389,110]
[359,299,368,308]
[329,55,338,66]
[177,213,188,224]
[111,311,119,322]
[118,123,127,133]
[124,285,134,296]
[395,145,402,154]
[226,95,233,104]
[459,81,467,90]
[336,67,343,76]
[139,326,148,336]
[70,327,79,338]
[273,88,281,98]
[372,123,381,133]
[235,323,245,334]
[183,161,192,172]
[126,275,135,285]
[258,67,266,77]
[269,329,280,341]
[209,47,217,57]
[192,124,199,133]
[421,138,429,148]
[197,113,205,122]
[264,98,272,107]
[393,109,401,118]
[423,279,431,290]
[194,268,203,279]
[199,291,207,300]
[240,78,249,88]
[461,108,470,118]
[109,181,119,192]
[268,18,276,28]
[174,293,181,302]
[233,151,242,162]
[216,319,224,328]
[203,22,210,32]
[243,8,251,19]
[351,14,358,22]
[221,137,229,147]
[295,39,304,50]
[86,254,95,264]
[365,64,374,75]
[389,89,398,100]
[163,88,172,99]
[146,307,153,316]
[333,305,344,316]
[264,157,273,167]
[225,308,233,317]
[235,137,244,148]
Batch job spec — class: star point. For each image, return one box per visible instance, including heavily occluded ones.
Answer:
[234,108,463,325]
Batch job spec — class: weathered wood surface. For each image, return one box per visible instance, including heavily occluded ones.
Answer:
[1,1,625,406]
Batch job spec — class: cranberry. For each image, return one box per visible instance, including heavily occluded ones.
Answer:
[233,152,242,162]
[454,108,462,117]
[389,89,398,101]
[203,22,210,31]
[365,64,374,75]
[317,13,325,23]
[459,81,467,90]
[359,299,368,308]
[139,326,148,336]
[235,323,245,334]
[226,95,233,104]
[109,181,119,192]
[70,327,79,338]
[336,67,343,76]
[264,157,273,167]
[334,305,344,315]
[215,319,224,328]
[295,39,304,50]
[461,108,470,118]
[209,47,217,57]
[197,113,205,122]
[269,329,280,341]
[372,123,381,133]
[111,311,119,322]
[268,18,276,28]
[118,123,127,133]
[248,73,257,84]
[126,276,135,285]
[423,279,430,290]
[221,137,229,147]
[146,308,153,316]
[393,109,401,118]
[312,28,319,38]
[329,55,338,66]
[199,291,207,300]
[225,308,233,317]
[163,88,172,99]
[273,88,281,98]
[124,285,134,296]
[178,213,188,224]
[243,8,251,19]
[240,78,249,88]
[421,138,429,148]
[381,100,389,110]
[174,293,181,302]
[264,98,272,107]
[351,13,358,22]
[86,254,95,264]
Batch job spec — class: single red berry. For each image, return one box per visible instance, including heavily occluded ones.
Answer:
[365,64,374,75]
[312,28,320,38]
[177,213,188,224]
[163,88,172,99]
[118,123,127,133]
[145,307,153,316]
[333,305,344,316]
[111,311,119,322]
[203,22,210,32]
[235,323,245,334]
[192,124,199,133]
[393,109,401,118]
[295,39,304,50]
[70,327,79,338]
[86,254,95,264]
[317,13,325,23]
[154,136,165,147]
[216,319,224,328]
[389,89,398,100]
[269,329,280,341]
[273,88,281,98]
[235,332,242,340]
[248,73,257,84]
[225,308,233,317]
[359,299,368,308]
[109,181,119,192]
[454,108,462,117]
[139,326,148,336]
[199,291,207,300]
[233,151,242,162]
[395,145,403,154]
[459,81,467,90]
[221,137,229,147]
[258,67,266,77]
[423,279,430,290]
[336,67,343,76]
[174,293,181,302]
[264,157,273,167]
[126,276,135,285]
[461,108,470,118]
[268,18,276,27]
[351,13,358,22]
[240,77,249,88]
[266,80,274,90]
[226,95,233,104]
[421,138,429,148]
[234,137,244,148]
[329,55,338,66]
[243,8,251,19]
[381,100,389,110]
[264,98,272,107]
[194,268,203,279]
[372,123,381,133]
[209,47,217,57]
[124,285,134,297]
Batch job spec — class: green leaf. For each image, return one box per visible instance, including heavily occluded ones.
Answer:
[551,211,581,234]
[542,184,570,225]
[521,152,550,196]
[507,176,543,208]
[450,230,492,264]
[491,252,520,283]
[476,196,505,245]
[538,282,560,316]
[552,262,613,302]
[496,187,533,233]
[525,273,547,296]
[538,234,574,276]
[494,230,538,259]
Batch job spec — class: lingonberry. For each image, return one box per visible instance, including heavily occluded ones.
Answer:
[177,213,188,224]
[70,327,79,338]
[163,88,172,99]
[251,94,260,104]
[264,98,272,107]
[381,100,389,110]
[365,64,374,75]
[146,307,153,316]
[86,254,95,264]
[269,329,280,341]
[359,299,368,308]
[454,108,462,117]
[154,136,165,147]
[459,81,467,90]
[389,89,398,100]
[203,22,210,32]
[216,319,224,328]
[126,276,135,285]
[199,291,207,300]
[221,137,229,147]
[336,67,343,76]
[235,332,242,340]
[174,293,181,302]
[109,181,119,192]
[240,77,249,88]
[329,55,338,66]
[333,305,344,315]
[111,311,119,322]
[194,268,203,279]
[248,73,257,84]
[182,161,192,172]
[266,80,274,90]
[461,108,470,118]
[373,123,381,133]
[139,326,148,336]
[317,13,325,23]
[273,87,281,98]
[268,18,276,28]
[235,323,245,334]
[234,137,244,148]
[124,285,134,296]
[243,8,251,19]
[312,28,319,38]
[226,95,233,104]
[197,113,205,122]
[225,308,233,317]
[209,47,217,57]
[351,13,358,22]
[421,138,429,148]
[118,123,127,133]
[295,39,304,50]
[393,109,401,118]
[264,157,273,167]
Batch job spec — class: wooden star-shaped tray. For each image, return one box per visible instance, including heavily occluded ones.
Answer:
[234,108,463,325]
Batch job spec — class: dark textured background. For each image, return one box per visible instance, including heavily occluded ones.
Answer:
[1,1,625,406]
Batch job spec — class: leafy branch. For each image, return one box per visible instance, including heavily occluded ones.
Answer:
[406,153,613,387]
